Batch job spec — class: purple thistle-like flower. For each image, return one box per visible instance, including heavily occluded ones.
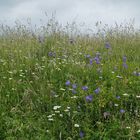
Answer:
[120,109,125,113]
[105,42,111,49]
[94,87,100,94]
[65,80,71,86]
[86,95,93,102]
[79,131,85,138]
[72,84,77,89]
[82,86,88,91]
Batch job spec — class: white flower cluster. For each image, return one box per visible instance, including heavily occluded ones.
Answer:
[53,106,61,110]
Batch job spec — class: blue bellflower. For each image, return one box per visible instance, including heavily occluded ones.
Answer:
[72,84,77,89]
[65,80,71,86]
[120,109,125,113]
[94,87,100,94]
[89,59,93,65]
[82,86,88,91]
[72,89,77,94]
[85,54,90,58]
[122,56,128,69]
[105,42,111,49]
[86,95,93,102]
[79,131,85,138]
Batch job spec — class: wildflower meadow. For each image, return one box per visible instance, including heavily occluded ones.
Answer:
[0,21,140,140]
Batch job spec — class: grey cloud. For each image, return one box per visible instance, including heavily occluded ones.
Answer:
[0,0,139,28]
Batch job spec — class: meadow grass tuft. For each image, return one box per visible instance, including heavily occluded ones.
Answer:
[0,21,140,140]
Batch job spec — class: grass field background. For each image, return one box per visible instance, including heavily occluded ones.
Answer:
[0,21,140,139]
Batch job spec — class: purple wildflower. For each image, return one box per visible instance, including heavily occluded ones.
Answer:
[94,56,100,64]
[116,96,120,99]
[86,95,93,102]
[72,89,77,94]
[48,52,55,57]
[65,80,71,86]
[105,42,111,49]
[94,53,100,64]
[123,63,128,69]
[133,71,140,76]
[82,86,88,91]
[72,84,77,89]
[122,56,128,69]
[94,87,100,94]
[89,59,93,65]
[79,131,84,138]
[120,109,125,114]
[85,54,90,58]
[123,56,127,63]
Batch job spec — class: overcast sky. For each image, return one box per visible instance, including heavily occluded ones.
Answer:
[0,0,140,29]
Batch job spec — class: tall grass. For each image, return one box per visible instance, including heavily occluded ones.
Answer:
[0,20,140,140]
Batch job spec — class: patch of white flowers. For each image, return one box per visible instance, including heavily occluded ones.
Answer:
[123,93,129,96]
[136,95,140,98]
[74,124,80,128]
[114,104,119,107]
[71,96,77,99]
[53,106,61,110]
